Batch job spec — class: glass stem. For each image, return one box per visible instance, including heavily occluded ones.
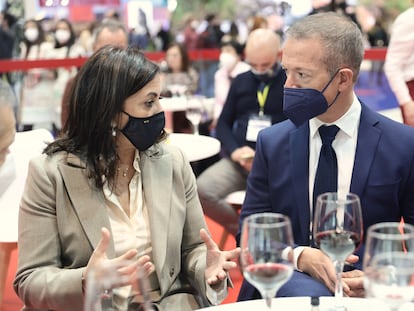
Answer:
[263,290,274,309]
[334,260,346,310]
[193,122,199,135]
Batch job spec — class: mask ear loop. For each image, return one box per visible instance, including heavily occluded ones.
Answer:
[321,68,342,109]
[321,68,342,93]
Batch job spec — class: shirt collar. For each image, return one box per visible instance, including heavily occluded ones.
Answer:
[310,92,361,139]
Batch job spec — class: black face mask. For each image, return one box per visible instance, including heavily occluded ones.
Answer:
[120,111,165,151]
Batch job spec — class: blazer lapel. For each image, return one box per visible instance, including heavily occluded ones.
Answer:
[58,154,115,257]
[290,125,312,244]
[350,105,381,197]
[140,147,173,293]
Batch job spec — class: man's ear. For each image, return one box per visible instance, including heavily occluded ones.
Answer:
[338,68,354,92]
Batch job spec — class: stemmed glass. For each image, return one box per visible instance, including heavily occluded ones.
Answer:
[313,192,363,311]
[240,212,294,309]
[185,95,204,135]
[363,222,414,311]
[84,260,154,311]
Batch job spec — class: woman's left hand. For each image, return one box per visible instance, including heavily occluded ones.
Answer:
[200,228,241,286]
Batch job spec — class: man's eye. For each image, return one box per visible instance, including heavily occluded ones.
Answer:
[297,72,308,79]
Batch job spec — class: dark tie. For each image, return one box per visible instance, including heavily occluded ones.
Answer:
[313,125,340,207]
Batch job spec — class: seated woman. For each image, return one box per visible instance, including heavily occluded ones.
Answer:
[160,42,199,133]
[13,46,240,311]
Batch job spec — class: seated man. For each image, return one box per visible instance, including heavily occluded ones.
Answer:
[197,28,287,237]
[237,12,414,300]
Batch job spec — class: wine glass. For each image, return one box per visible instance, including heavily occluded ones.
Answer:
[185,95,204,135]
[240,212,294,309]
[313,192,363,311]
[363,222,414,311]
[84,259,155,311]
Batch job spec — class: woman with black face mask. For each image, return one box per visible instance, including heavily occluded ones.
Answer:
[14,46,240,311]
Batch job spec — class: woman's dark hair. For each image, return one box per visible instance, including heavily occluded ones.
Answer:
[166,42,190,72]
[54,18,76,49]
[220,40,244,57]
[22,19,45,58]
[45,46,161,190]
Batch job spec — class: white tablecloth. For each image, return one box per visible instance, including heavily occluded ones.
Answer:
[195,297,414,311]
[166,133,220,162]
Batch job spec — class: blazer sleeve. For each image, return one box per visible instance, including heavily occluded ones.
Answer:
[14,154,86,311]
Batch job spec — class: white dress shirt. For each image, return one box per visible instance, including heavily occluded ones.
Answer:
[103,151,227,305]
[293,93,361,270]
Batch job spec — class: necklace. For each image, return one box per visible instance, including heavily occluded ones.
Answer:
[117,165,130,177]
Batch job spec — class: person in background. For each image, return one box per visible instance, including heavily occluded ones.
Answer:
[212,40,250,130]
[183,16,199,51]
[47,18,85,132]
[384,3,414,126]
[196,13,223,98]
[60,19,129,130]
[129,8,151,50]
[160,42,199,133]
[0,11,17,85]
[14,46,240,311]
[19,19,55,131]
[196,13,223,49]
[367,17,389,86]
[197,28,287,238]
[237,12,414,301]
[247,15,268,33]
[77,20,99,56]
[220,21,242,45]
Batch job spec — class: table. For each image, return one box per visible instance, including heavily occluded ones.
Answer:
[165,133,220,162]
[195,297,414,311]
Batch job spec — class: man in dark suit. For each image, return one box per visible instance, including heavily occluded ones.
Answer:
[237,12,414,301]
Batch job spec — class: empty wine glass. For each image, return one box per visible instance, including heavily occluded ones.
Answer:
[185,95,204,135]
[240,212,294,309]
[313,192,363,311]
[84,259,154,311]
[363,222,414,311]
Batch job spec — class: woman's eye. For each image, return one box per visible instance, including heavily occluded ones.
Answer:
[145,99,155,107]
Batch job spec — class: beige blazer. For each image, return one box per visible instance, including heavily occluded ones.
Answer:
[14,142,209,311]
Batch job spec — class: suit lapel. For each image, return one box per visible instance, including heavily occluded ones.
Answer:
[140,148,173,293]
[290,125,312,244]
[59,154,115,257]
[350,105,381,197]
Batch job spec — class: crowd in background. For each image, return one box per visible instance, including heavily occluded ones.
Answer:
[0,0,402,136]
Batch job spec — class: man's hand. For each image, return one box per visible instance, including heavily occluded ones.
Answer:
[342,269,365,297]
[401,100,414,126]
[230,146,255,172]
[298,248,364,296]
[297,247,337,292]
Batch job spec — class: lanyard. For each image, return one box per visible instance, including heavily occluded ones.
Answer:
[257,84,269,116]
